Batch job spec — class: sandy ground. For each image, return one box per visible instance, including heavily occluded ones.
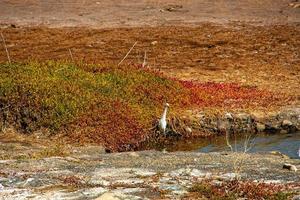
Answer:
[0,0,300,27]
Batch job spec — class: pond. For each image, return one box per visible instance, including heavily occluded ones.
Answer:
[166,132,300,159]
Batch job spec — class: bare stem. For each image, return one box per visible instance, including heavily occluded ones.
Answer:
[118,41,137,66]
[1,33,11,64]
[142,50,147,67]
[69,49,74,62]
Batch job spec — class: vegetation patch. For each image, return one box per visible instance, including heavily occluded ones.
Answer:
[187,180,297,200]
[0,61,284,151]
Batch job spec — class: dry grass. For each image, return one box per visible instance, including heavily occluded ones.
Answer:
[187,180,297,200]
[0,25,299,100]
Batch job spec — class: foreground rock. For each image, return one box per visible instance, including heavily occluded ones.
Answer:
[0,147,299,199]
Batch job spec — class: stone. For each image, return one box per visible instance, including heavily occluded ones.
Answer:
[270,151,289,159]
[225,112,233,120]
[113,188,145,194]
[236,113,250,121]
[89,179,110,186]
[22,178,35,187]
[292,195,300,200]
[128,152,139,157]
[151,41,158,45]
[282,120,293,126]
[185,126,192,133]
[133,169,156,177]
[251,112,266,121]
[95,192,121,200]
[81,187,107,198]
[172,189,188,196]
[115,178,144,185]
[283,163,297,172]
[263,180,282,184]
[280,129,288,134]
[221,173,238,180]
[190,169,211,178]
[256,122,265,132]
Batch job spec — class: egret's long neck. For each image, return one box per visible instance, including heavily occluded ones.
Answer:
[161,106,168,120]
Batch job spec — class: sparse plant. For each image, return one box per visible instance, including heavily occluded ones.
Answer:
[31,144,69,159]
[187,180,295,200]
[225,125,256,180]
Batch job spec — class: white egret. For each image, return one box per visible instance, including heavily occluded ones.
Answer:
[159,103,169,135]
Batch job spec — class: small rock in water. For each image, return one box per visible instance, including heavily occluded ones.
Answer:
[280,129,288,134]
[283,163,297,172]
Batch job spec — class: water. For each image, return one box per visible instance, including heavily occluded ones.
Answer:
[166,132,300,159]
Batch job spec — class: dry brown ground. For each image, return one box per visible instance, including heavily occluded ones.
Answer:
[1,0,300,27]
[0,0,299,103]
[0,24,299,103]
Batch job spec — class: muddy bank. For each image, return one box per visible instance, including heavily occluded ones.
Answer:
[195,107,300,135]
[0,144,299,199]
[153,107,300,141]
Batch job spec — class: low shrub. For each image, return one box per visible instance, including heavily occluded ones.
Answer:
[0,61,283,151]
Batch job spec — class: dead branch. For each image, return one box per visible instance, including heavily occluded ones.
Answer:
[69,49,74,62]
[1,32,11,64]
[118,41,137,66]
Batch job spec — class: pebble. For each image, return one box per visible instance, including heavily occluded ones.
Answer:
[151,41,158,45]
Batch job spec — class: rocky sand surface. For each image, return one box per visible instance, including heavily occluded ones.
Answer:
[0,145,299,200]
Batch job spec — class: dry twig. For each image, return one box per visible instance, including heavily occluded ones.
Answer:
[1,32,11,64]
[68,49,74,62]
[118,41,137,66]
[142,50,147,67]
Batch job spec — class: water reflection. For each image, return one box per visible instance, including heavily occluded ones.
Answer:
[166,132,300,159]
